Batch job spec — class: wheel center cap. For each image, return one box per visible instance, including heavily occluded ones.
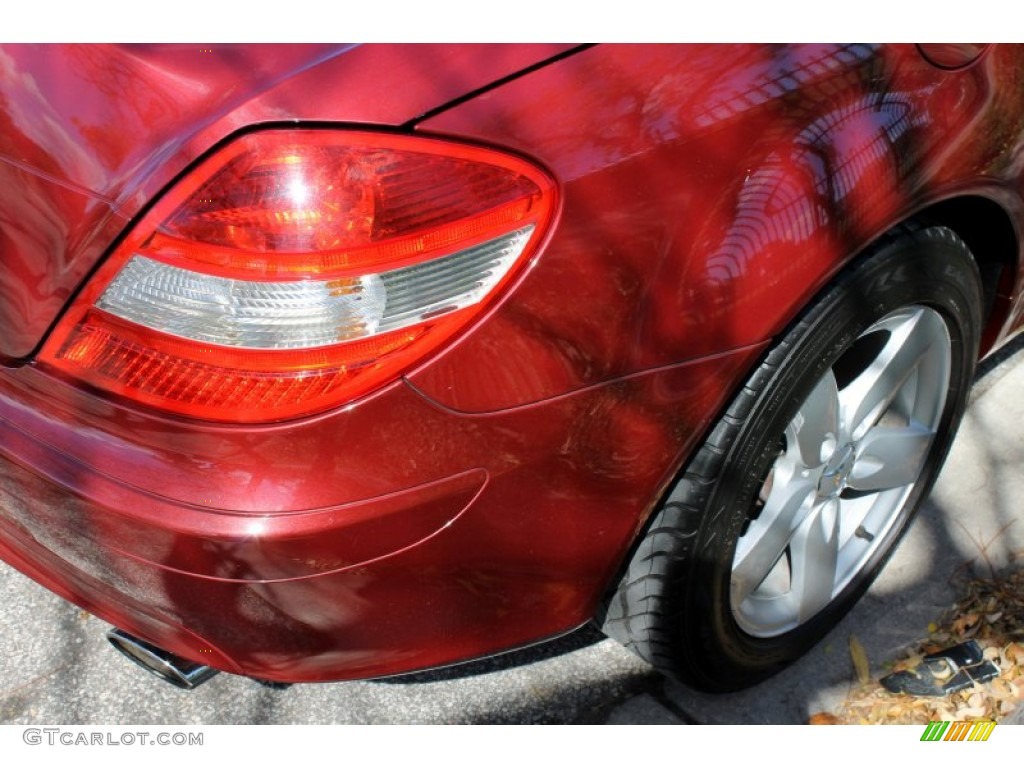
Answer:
[819,442,856,497]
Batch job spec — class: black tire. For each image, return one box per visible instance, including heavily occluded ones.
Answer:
[599,224,983,692]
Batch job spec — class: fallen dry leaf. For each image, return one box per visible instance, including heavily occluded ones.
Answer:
[952,613,980,635]
[955,705,988,719]
[818,558,1024,725]
[892,654,923,673]
[848,635,871,686]
[809,712,841,725]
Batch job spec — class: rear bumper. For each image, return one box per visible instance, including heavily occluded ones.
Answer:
[0,345,762,682]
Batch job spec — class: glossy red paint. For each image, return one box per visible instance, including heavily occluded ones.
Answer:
[917,43,990,70]
[0,43,575,360]
[0,43,1022,683]
[0,345,762,679]
[411,43,1024,410]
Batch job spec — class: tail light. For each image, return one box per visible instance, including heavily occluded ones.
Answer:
[38,129,556,422]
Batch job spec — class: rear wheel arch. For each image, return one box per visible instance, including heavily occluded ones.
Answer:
[597,221,984,690]
[911,195,1019,353]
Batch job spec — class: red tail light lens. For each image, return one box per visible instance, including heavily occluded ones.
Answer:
[39,130,556,422]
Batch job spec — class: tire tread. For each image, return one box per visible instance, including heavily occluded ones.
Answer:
[598,223,982,689]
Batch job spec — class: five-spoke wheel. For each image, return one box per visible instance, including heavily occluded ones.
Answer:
[732,306,951,637]
[601,225,982,691]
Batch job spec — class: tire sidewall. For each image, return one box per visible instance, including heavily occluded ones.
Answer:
[681,228,982,688]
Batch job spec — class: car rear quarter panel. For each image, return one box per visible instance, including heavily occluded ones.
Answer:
[409,43,1024,412]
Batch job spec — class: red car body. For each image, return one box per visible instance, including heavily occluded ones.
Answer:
[0,43,1021,683]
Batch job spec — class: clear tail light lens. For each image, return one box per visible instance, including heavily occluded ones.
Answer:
[38,130,556,422]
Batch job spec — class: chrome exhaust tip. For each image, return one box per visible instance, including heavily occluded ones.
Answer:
[106,628,219,690]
